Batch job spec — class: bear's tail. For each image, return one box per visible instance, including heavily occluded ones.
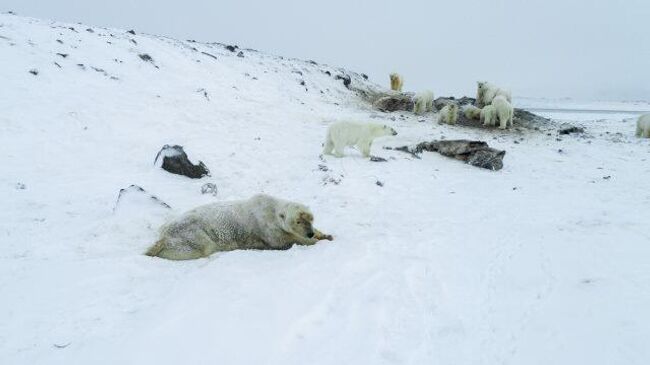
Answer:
[144,239,165,257]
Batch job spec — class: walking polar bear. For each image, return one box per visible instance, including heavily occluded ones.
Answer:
[414,90,434,114]
[492,95,514,129]
[390,73,403,92]
[323,121,397,158]
[476,81,512,108]
[438,104,459,125]
[145,194,333,260]
[636,114,650,138]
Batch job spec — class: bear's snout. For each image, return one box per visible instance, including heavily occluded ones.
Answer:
[392,130,398,136]
[306,230,314,238]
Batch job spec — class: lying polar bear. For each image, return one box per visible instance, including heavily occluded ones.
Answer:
[145,194,333,260]
[636,114,650,138]
[322,121,397,158]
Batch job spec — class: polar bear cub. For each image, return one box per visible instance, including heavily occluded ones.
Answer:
[636,114,650,138]
[414,90,434,114]
[323,121,398,158]
[463,105,482,120]
[390,73,403,92]
[438,104,459,125]
[481,105,498,126]
[476,81,512,107]
[145,194,333,260]
[492,95,514,129]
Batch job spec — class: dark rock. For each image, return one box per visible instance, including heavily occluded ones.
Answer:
[373,93,414,112]
[154,144,210,179]
[54,62,61,68]
[308,60,318,65]
[558,126,585,135]
[56,39,63,44]
[335,74,351,89]
[15,182,26,190]
[200,183,218,196]
[130,39,137,45]
[127,29,136,35]
[29,69,38,75]
[86,28,94,33]
[76,63,85,70]
[138,53,154,62]
[324,70,331,76]
[225,45,237,52]
[361,73,369,80]
[434,96,475,111]
[370,156,388,162]
[376,180,384,187]
[237,51,244,58]
[56,53,68,58]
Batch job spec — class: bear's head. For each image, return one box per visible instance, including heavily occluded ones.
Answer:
[278,203,315,238]
[380,125,398,136]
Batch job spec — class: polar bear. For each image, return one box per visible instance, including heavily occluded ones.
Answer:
[636,114,650,138]
[463,105,482,120]
[492,95,514,129]
[414,90,434,115]
[145,194,333,260]
[438,104,459,125]
[476,81,512,108]
[322,121,398,158]
[481,105,498,126]
[390,73,403,92]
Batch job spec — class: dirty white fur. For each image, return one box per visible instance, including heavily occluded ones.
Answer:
[636,114,650,138]
[390,73,403,92]
[323,121,398,158]
[438,104,459,125]
[414,90,434,114]
[492,95,514,129]
[145,194,332,260]
[481,105,498,126]
[476,81,512,107]
[463,105,482,120]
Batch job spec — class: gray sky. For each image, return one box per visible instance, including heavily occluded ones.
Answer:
[5,0,650,101]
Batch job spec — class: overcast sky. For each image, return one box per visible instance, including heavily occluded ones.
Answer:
[5,0,650,101]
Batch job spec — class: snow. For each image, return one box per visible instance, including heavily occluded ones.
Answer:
[1,13,650,365]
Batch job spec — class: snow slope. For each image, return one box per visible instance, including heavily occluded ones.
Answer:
[1,13,650,365]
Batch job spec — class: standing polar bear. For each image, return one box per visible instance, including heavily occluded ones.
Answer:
[481,105,498,126]
[414,90,434,114]
[438,104,459,125]
[323,121,398,158]
[492,95,514,129]
[390,73,403,92]
[145,194,333,260]
[636,114,650,138]
[476,81,512,108]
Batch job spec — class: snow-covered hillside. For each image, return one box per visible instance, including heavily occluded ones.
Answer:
[1,13,650,365]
